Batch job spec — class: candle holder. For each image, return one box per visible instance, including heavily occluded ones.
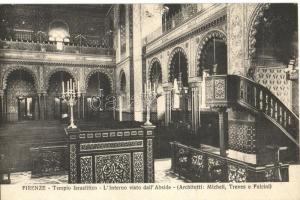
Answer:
[142,82,158,126]
[61,79,80,129]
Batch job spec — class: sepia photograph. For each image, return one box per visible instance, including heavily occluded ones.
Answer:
[0,2,299,199]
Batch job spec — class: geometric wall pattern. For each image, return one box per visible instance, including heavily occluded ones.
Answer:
[255,67,291,110]
[228,121,256,154]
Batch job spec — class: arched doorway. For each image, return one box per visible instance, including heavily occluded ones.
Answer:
[47,71,74,120]
[5,69,37,122]
[86,71,112,121]
[197,34,227,77]
[149,59,163,124]
[169,48,189,124]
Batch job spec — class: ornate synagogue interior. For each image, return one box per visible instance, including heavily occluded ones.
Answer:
[0,3,298,184]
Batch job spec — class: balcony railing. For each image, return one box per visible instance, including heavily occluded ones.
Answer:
[143,4,198,45]
[0,39,115,56]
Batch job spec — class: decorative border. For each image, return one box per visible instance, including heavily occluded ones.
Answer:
[147,139,154,183]
[148,57,162,83]
[80,156,93,183]
[80,140,143,152]
[247,3,271,62]
[133,152,144,183]
[69,144,77,183]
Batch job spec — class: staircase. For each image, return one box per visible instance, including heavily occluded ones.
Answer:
[205,74,299,162]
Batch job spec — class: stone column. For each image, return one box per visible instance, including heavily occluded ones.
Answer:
[216,107,228,157]
[118,95,123,121]
[81,93,85,120]
[43,93,47,120]
[189,77,202,134]
[162,83,173,126]
[37,93,41,120]
[77,94,81,120]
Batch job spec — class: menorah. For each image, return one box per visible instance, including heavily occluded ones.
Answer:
[61,79,80,129]
[142,81,158,126]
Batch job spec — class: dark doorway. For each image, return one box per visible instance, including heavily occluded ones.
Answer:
[18,97,34,120]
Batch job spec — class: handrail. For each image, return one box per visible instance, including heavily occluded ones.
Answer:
[206,74,299,147]
[0,39,115,56]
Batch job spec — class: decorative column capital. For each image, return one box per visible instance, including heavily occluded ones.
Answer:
[162,82,173,91]
[188,77,202,88]
[212,107,228,113]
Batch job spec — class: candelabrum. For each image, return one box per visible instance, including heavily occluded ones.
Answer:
[142,82,159,126]
[61,79,80,129]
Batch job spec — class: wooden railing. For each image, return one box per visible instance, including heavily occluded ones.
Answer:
[170,142,289,182]
[206,75,299,147]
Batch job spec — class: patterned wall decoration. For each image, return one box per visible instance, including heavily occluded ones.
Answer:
[205,79,213,100]
[214,79,225,99]
[228,4,245,75]
[80,156,93,183]
[95,153,131,183]
[69,144,77,183]
[147,139,154,183]
[133,152,144,183]
[254,67,291,110]
[1,65,38,90]
[228,121,256,154]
